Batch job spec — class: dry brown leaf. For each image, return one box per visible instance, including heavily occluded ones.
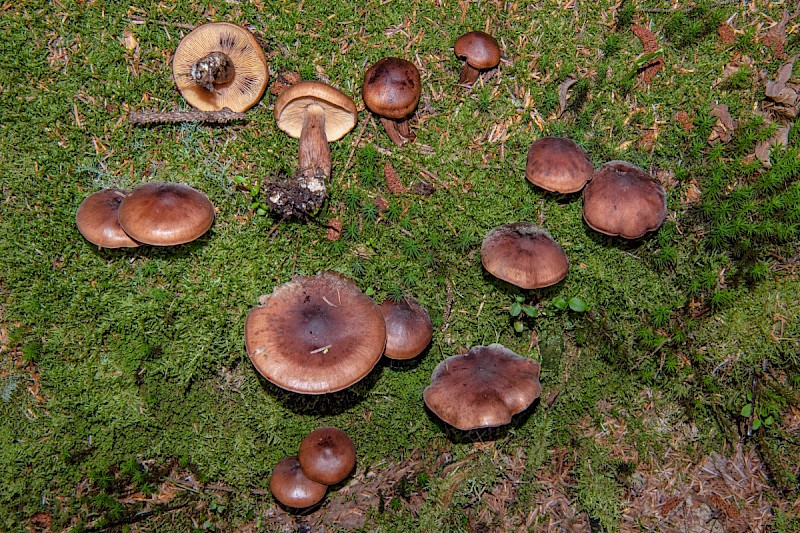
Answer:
[326,218,342,241]
[557,77,578,117]
[707,104,736,145]
[754,124,791,167]
[122,29,138,51]
[761,9,790,58]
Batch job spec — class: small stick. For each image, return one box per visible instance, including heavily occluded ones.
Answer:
[129,107,247,125]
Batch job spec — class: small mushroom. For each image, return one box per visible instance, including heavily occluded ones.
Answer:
[525,137,594,194]
[173,22,268,112]
[117,182,215,246]
[362,57,421,146]
[298,427,356,485]
[379,296,433,360]
[244,272,386,394]
[76,189,140,249]
[454,31,501,85]
[582,160,667,239]
[423,344,541,431]
[270,456,327,509]
[481,222,569,290]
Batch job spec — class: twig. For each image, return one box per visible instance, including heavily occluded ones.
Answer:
[129,108,247,125]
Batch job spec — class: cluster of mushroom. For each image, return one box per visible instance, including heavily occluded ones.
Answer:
[76,182,215,248]
[270,427,356,510]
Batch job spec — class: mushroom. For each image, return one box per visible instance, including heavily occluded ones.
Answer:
[117,182,215,246]
[481,222,569,290]
[423,344,541,431]
[298,427,356,485]
[379,296,433,360]
[362,57,421,146]
[454,31,501,85]
[173,22,268,112]
[76,188,140,249]
[244,272,386,394]
[525,137,594,194]
[269,456,328,509]
[582,160,667,239]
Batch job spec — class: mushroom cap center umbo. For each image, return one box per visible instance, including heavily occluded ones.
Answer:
[298,427,356,485]
[362,57,421,119]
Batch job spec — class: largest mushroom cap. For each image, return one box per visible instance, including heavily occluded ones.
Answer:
[526,137,594,194]
[245,272,387,394]
[76,188,140,249]
[481,222,569,289]
[173,22,268,112]
[582,160,667,239]
[423,344,541,431]
[362,57,421,120]
[274,81,358,142]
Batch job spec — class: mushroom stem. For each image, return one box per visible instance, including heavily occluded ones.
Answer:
[380,116,416,146]
[458,64,481,85]
[298,104,332,179]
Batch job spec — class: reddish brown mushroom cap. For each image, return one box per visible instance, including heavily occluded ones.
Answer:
[245,272,387,394]
[423,344,542,431]
[117,182,215,246]
[454,31,501,70]
[270,456,327,509]
[76,188,140,249]
[298,427,356,485]
[526,137,594,194]
[481,222,569,289]
[582,160,667,239]
[362,57,421,119]
[379,297,433,360]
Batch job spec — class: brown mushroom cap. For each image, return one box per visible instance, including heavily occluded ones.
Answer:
[362,57,421,120]
[270,456,328,509]
[423,344,542,431]
[117,182,215,246]
[454,31,501,70]
[526,137,594,194]
[379,297,433,360]
[298,427,356,485]
[274,81,358,142]
[582,160,667,239]
[76,188,140,249]
[245,272,387,394]
[173,22,268,112]
[481,222,569,289]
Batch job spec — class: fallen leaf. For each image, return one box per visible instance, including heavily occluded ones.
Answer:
[707,104,736,145]
[557,77,578,117]
[122,29,138,51]
[754,124,791,167]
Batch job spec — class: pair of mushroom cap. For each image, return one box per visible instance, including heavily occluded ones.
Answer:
[424,344,542,431]
[76,183,215,248]
[270,427,356,509]
[454,31,502,85]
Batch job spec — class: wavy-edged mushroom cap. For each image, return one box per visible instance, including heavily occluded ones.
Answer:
[117,182,215,246]
[582,160,667,239]
[362,57,421,120]
[423,344,541,431]
[454,31,501,71]
[270,456,327,509]
[379,297,433,360]
[173,22,268,112]
[481,222,569,289]
[245,272,387,394]
[526,137,594,194]
[274,81,358,142]
[298,427,356,485]
[76,188,140,249]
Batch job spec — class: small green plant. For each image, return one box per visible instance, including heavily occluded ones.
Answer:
[232,175,269,216]
[509,295,588,332]
[740,391,775,432]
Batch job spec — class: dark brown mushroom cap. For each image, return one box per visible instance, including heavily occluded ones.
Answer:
[379,297,433,360]
[525,137,594,194]
[269,456,327,509]
[481,222,569,289]
[173,22,268,112]
[245,272,387,394]
[362,57,421,119]
[117,182,215,246]
[582,160,667,239]
[76,188,140,249]
[298,427,356,485]
[454,31,501,70]
[423,344,541,431]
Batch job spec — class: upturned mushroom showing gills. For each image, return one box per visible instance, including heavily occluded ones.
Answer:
[423,344,542,431]
[454,31,501,86]
[526,137,594,194]
[481,222,569,290]
[173,22,268,112]
[298,427,357,486]
[245,272,386,394]
[76,188,139,249]
[269,456,327,509]
[379,296,433,360]
[362,57,421,146]
[582,160,667,239]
